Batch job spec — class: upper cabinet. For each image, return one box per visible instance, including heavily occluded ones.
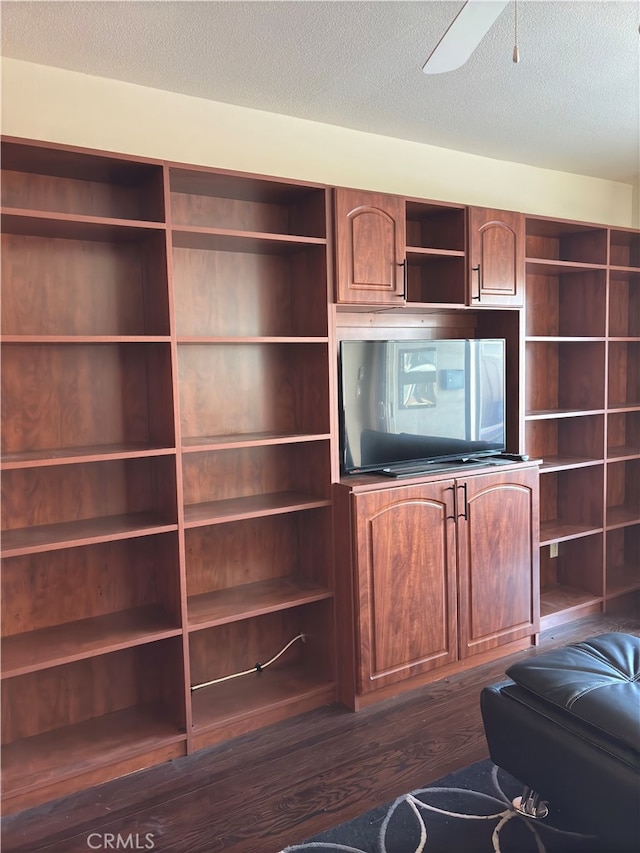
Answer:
[467,207,525,307]
[334,188,406,305]
[334,192,523,309]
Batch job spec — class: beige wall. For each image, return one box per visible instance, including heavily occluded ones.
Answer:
[2,57,636,228]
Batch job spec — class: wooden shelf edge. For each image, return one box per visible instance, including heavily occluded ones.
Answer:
[1,444,176,470]
[1,514,179,558]
[406,246,465,258]
[405,300,467,310]
[526,409,605,420]
[540,584,603,611]
[1,335,171,344]
[183,492,331,527]
[190,684,336,755]
[525,258,607,273]
[608,402,640,413]
[187,579,333,631]
[609,264,640,274]
[540,600,603,631]
[539,523,603,546]
[176,336,329,344]
[1,208,166,234]
[525,336,606,343]
[605,509,640,531]
[191,674,335,736]
[0,706,186,799]
[1,607,183,678]
[538,456,604,472]
[171,225,326,249]
[606,403,640,413]
[606,445,640,462]
[181,432,331,452]
[1,740,185,817]
[606,584,640,599]
[540,582,604,630]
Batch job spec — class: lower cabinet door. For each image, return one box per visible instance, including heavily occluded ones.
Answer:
[352,482,458,692]
[456,468,540,658]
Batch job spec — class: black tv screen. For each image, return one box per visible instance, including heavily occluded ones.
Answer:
[339,338,506,474]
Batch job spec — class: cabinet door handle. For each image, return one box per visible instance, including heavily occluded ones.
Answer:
[472,264,482,300]
[456,482,468,520]
[397,259,407,298]
[444,485,456,520]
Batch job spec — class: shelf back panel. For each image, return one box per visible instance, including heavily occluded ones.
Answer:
[185,506,332,596]
[1,457,178,532]
[1,141,165,222]
[525,341,605,413]
[1,344,175,454]
[178,343,330,438]
[608,342,640,408]
[526,415,604,463]
[1,232,170,336]
[188,600,333,686]
[1,638,185,744]
[525,271,606,337]
[539,466,604,528]
[181,442,331,506]
[169,171,326,238]
[540,534,604,596]
[609,273,640,337]
[172,244,327,338]
[1,534,181,636]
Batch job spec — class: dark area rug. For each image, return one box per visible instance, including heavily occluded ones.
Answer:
[280,759,601,853]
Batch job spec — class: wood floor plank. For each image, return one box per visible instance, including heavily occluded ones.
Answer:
[2,613,638,853]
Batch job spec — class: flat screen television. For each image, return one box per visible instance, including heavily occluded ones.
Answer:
[339,338,506,474]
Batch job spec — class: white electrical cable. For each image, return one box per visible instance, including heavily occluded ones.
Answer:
[190,633,306,691]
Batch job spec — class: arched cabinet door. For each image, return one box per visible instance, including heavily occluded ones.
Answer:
[334,188,406,305]
[456,467,540,658]
[351,482,458,692]
[468,206,525,306]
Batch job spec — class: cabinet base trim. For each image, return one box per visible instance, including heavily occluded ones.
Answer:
[348,637,535,711]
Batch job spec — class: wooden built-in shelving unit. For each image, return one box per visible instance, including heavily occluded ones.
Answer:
[1,135,638,814]
[524,218,640,627]
[0,138,335,813]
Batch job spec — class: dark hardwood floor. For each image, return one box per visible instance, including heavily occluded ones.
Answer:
[3,613,639,853]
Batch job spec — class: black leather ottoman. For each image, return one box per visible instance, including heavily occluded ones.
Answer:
[481,632,640,851]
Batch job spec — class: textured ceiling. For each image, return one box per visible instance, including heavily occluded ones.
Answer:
[1,1,639,183]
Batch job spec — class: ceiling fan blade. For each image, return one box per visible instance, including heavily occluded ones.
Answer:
[422,0,510,75]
